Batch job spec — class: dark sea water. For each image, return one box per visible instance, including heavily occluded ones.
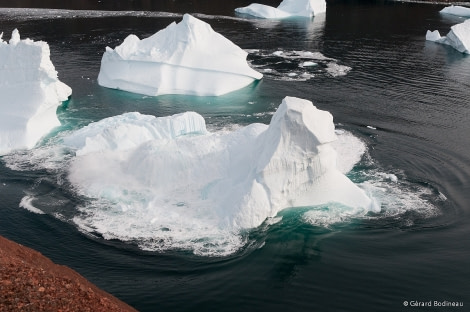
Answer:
[1,1,470,311]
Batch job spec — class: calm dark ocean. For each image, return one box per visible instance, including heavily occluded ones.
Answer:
[1,1,469,311]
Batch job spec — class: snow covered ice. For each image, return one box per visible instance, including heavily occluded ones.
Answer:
[65,96,377,255]
[235,0,326,19]
[97,14,262,96]
[426,19,470,54]
[0,29,71,155]
[440,5,470,18]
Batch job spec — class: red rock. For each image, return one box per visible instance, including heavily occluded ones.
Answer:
[0,235,137,311]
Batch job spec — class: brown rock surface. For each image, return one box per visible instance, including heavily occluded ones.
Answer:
[0,235,138,312]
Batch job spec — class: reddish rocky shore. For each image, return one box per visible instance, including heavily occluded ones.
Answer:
[0,235,138,312]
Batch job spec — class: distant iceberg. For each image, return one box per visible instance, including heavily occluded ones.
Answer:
[66,96,377,255]
[0,29,71,156]
[440,5,470,17]
[97,14,262,97]
[235,0,326,19]
[426,19,470,54]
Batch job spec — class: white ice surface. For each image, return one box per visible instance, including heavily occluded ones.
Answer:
[440,5,470,17]
[0,29,72,155]
[65,96,376,255]
[426,19,470,54]
[236,0,326,19]
[98,14,262,96]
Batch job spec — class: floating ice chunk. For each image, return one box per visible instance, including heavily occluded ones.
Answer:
[426,19,470,54]
[66,96,374,254]
[236,0,326,19]
[0,29,72,156]
[326,62,352,77]
[426,30,442,42]
[440,5,470,17]
[98,14,262,96]
[300,61,318,67]
[235,3,291,19]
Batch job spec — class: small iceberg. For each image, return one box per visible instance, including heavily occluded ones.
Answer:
[235,0,326,19]
[66,96,377,255]
[0,29,72,156]
[440,5,470,18]
[426,19,470,54]
[97,14,263,97]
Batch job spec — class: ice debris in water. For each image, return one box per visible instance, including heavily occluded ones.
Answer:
[235,0,326,19]
[65,96,377,255]
[247,49,351,81]
[0,29,71,155]
[426,19,470,54]
[98,14,262,96]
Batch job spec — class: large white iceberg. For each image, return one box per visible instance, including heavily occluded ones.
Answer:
[426,19,470,54]
[235,0,326,19]
[440,5,470,17]
[65,96,376,254]
[97,14,262,97]
[0,29,71,156]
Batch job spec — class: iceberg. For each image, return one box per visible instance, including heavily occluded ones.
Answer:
[66,96,376,254]
[235,0,326,19]
[97,14,262,97]
[426,19,470,54]
[0,29,71,156]
[440,5,470,18]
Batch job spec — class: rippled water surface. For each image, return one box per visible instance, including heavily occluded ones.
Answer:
[0,1,469,311]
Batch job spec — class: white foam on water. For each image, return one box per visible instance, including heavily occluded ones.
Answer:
[302,166,440,228]
[247,49,351,81]
[303,203,368,228]
[19,195,45,215]
[333,130,367,174]
[360,173,439,220]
